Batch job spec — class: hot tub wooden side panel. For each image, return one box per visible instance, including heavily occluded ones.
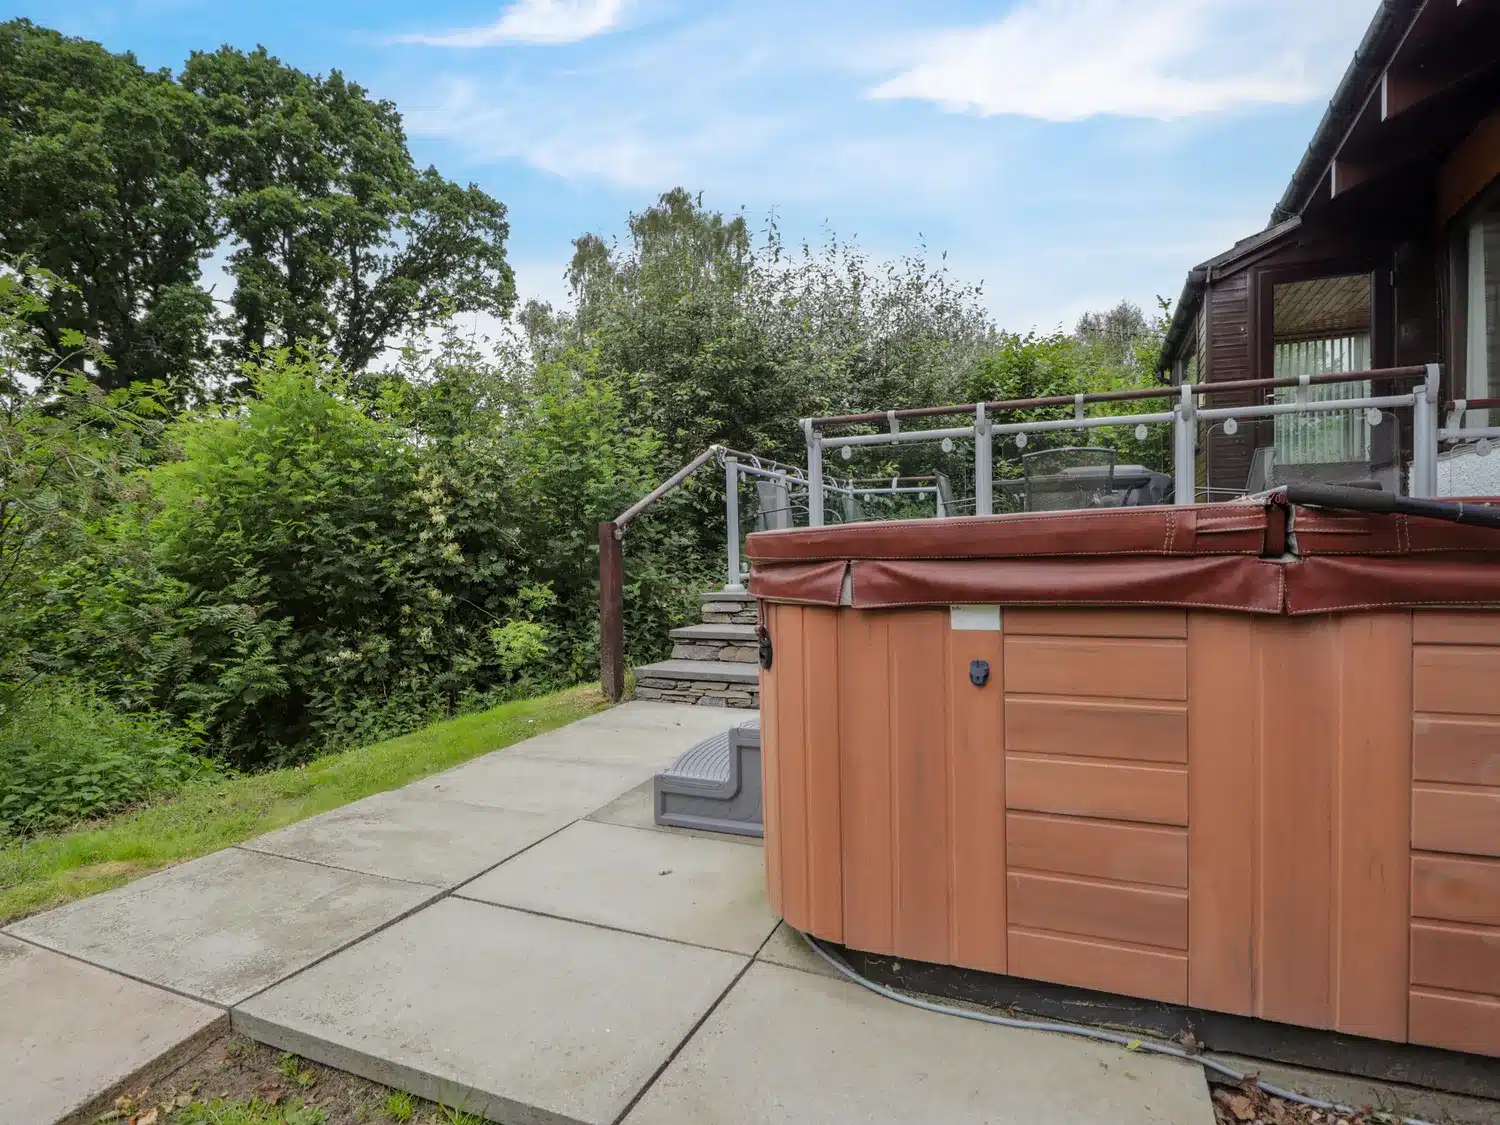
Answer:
[1186,612,1413,1043]
[762,604,1188,987]
[761,603,1007,974]
[760,604,843,941]
[1408,611,1500,1057]
[759,603,1500,1057]
[1000,610,1191,1004]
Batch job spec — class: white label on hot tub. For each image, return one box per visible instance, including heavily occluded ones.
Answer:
[950,605,1001,631]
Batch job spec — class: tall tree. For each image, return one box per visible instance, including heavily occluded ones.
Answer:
[182,47,516,372]
[564,189,772,459]
[0,20,217,399]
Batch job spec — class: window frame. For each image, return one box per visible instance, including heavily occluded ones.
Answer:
[1446,175,1500,416]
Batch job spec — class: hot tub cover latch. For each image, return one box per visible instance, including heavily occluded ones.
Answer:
[969,659,990,687]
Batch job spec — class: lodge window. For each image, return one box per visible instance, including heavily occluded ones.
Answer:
[1270,274,1374,465]
[1465,200,1500,424]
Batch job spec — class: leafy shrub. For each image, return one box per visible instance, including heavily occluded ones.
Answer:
[0,678,211,837]
[0,188,1171,786]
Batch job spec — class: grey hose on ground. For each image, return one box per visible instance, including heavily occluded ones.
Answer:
[794,928,1439,1125]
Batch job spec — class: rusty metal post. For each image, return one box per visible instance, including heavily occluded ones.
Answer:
[599,521,625,702]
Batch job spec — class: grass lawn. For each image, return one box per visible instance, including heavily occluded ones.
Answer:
[0,684,608,925]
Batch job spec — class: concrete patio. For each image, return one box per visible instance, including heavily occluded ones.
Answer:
[1,701,1215,1125]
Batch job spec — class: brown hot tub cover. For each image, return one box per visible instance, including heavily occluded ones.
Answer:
[745,499,1500,615]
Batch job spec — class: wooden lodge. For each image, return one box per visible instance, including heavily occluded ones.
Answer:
[1158,0,1500,498]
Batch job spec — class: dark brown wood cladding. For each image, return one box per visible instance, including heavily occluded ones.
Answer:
[1203,273,1258,493]
[1208,273,1253,381]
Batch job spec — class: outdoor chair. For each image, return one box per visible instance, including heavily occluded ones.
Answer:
[1021,446,1117,511]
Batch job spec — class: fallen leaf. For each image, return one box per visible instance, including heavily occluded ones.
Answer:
[173,1093,192,1109]
[1229,1095,1255,1121]
[135,1109,158,1125]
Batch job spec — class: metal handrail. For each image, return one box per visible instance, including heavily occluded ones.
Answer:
[1441,398,1500,443]
[613,445,723,530]
[806,366,1432,430]
[599,445,727,702]
[799,364,1443,524]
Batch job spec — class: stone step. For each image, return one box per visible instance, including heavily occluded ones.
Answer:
[634,659,760,686]
[701,589,755,604]
[671,645,759,663]
[670,623,760,664]
[670,624,759,643]
[699,594,758,627]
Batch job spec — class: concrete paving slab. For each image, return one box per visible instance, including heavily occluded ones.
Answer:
[0,934,225,1125]
[753,922,841,980]
[506,701,745,769]
[587,781,762,847]
[5,848,434,1006]
[461,819,778,954]
[623,962,1215,1125]
[403,752,646,816]
[238,789,568,887]
[233,897,746,1125]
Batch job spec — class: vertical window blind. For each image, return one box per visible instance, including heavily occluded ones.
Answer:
[1468,211,1500,426]
[1272,333,1372,464]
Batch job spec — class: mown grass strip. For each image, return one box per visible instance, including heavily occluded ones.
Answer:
[0,685,607,924]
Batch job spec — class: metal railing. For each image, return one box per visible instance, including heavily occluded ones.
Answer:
[720,458,948,589]
[1442,397,1500,441]
[599,445,726,702]
[599,365,1449,701]
[598,447,956,698]
[799,365,1442,524]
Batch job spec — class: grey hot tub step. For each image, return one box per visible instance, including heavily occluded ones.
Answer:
[654,717,763,838]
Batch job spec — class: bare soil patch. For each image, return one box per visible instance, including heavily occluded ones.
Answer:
[1211,1078,1383,1125]
[100,1033,472,1125]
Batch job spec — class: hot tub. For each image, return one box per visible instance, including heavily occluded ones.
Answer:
[746,499,1500,1059]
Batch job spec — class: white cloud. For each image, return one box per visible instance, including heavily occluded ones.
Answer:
[402,70,1000,205]
[402,79,738,190]
[868,0,1367,121]
[396,0,626,47]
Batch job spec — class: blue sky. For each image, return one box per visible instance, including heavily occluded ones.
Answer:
[18,0,1378,333]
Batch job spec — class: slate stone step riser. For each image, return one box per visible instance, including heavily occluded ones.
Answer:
[636,679,759,708]
[671,640,760,663]
[638,590,761,705]
[700,609,759,626]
